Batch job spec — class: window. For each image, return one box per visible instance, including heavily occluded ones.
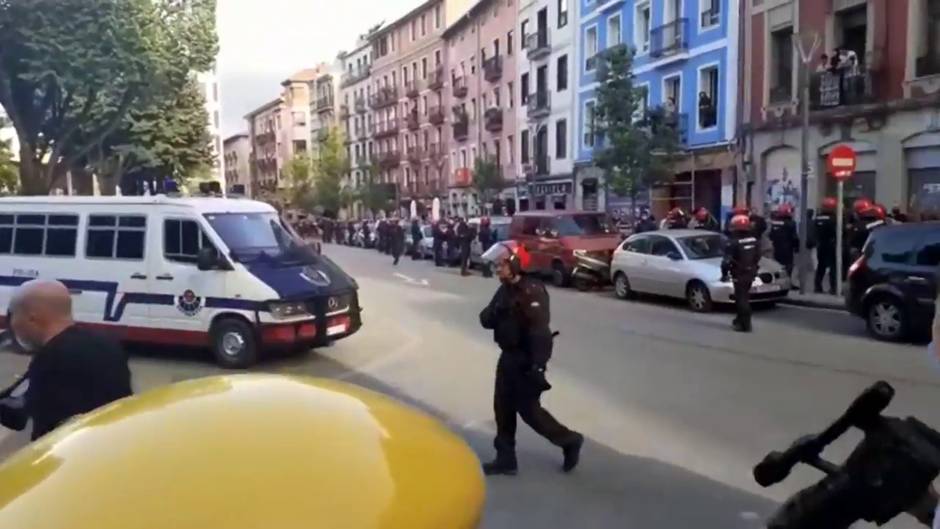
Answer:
[507,135,514,162]
[435,4,442,28]
[411,20,416,41]
[508,31,514,55]
[917,230,940,267]
[213,83,219,102]
[624,237,651,254]
[0,214,78,257]
[521,73,529,103]
[916,0,940,77]
[701,0,720,28]
[521,20,529,49]
[422,58,428,79]
[633,84,650,122]
[870,229,918,265]
[521,217,541,235]
[770,28,793,103]
[557,55,568,90]
[86,215,146,260]
[583,100,596,147]
[585,26,598,70]
[649,236,679,257]
[521,130,530,163]
[292,111,306,127]
[608,14,622,47]
[421,14,427,36]
[664,75,681,111]
[164,219,215,263]
[636,2,651,53]
[555,119,567,159]
[698,66,719,128]
[435,49,442,66]
[558,0,568,28]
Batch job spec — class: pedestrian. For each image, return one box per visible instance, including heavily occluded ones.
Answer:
[478,217,494,278]
[478,242,583,475]
[0,280,132,440]
[813,197,839,294]
[721,214,761,333]
[769,203,799,278]
[432,219,445,266]
[390,217,405,266]
[411,218,423,260]
[457,217,473,276]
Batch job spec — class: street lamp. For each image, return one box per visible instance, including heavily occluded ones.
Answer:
[793,30,821,295]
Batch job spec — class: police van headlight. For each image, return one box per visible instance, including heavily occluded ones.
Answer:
[268,301,310,319]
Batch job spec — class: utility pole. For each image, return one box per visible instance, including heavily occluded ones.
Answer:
[794,31,820,295]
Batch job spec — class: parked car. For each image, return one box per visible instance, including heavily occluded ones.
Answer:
[610,230,790,312]
[508,210,621,287]
[469,216,512,267]
[416,225,434,258]
[846,222,939,341]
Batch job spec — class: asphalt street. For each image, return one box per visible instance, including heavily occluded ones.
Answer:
[0,243,938,528]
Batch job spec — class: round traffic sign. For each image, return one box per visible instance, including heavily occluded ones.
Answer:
[827,145,857,181]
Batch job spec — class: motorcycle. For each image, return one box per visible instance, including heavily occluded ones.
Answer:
[571,251,611,292]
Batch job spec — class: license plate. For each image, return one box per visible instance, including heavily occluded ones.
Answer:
[753,283,780,293]
[327,323,347,336]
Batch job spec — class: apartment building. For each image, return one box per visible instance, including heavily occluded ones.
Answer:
[245,98,283,195]
[742,0,940,220]
[517,0,578,211]
[576,0,740,220]
[443,0,519,217]
[339,28,380,219]
[310,63,342,160]
[223,133,251,196]
[369,0,473,216]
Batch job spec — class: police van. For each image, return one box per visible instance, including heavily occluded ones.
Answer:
[0,196,361,367]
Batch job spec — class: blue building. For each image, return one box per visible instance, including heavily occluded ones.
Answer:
[573,0,739,222]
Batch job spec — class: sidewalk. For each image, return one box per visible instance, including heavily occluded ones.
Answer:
[781,290,846,311]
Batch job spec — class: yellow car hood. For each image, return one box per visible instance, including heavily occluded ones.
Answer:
[0,374,485,529]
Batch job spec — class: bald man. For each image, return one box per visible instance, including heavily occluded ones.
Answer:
[1,280,132,440]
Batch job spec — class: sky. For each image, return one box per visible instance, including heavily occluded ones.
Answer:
[217,0,417,138]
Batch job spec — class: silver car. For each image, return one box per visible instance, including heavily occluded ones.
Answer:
[469,216,512,266]
[609,230,790,312]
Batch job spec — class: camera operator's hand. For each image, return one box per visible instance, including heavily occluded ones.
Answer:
[906,485,939,527]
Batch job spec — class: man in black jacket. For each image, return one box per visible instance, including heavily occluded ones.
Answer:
[411,218,423,260]
[478,243,583,476]
[1,280,132,440]
[722,215,761,333]
[389,217,405,265]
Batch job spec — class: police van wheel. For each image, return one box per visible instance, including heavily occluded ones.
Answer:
[211,318,258,369]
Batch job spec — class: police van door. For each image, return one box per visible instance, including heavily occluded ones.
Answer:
[146,216,227,343]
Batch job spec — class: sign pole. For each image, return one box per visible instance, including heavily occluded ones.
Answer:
[836,180,844,297]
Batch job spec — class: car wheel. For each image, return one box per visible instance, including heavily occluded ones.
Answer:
[211,317,258,369]
[866,297,907,341]
[686,281,713,313]
[613,273,633,300]
[552,262,570,288]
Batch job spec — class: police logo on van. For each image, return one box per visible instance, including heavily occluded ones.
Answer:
[300,267,332,287]
[177,289,203,317]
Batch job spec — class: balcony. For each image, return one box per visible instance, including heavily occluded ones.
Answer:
[316,129,330,143]
[453,77,468,98]
[354,96,367,114]
[374,118,399,138]
[339,104,350,120]
[452,114,469,142]
[484,107,503,132]
[377,150,401,169]
[428,142,443,159]
[429,67,445,90]
[406,111,420,130]
[483,56,503,82]
[811,67,876,111]
[428,105,445,125]
[522,157,549,181]
[638,109,689,145]
[526,91,551,119]
[650,18,689,59]
[526,31,550,60]
[369,86,399,109]
[341,65,371,88]
[407,147,424,164]
[405,80,421,99]
[316,95,334,112]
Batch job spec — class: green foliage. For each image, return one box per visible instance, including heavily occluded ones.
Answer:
[0,139,18,194]
[358,158,392,216]
[592,45,682,211]
[283,153,315,209]
[472,155,505,204]
[0,0,218,194]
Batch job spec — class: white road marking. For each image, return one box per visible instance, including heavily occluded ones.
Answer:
[393,272,430,287]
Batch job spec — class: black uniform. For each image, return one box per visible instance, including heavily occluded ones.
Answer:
[479,224,494,277]
[769,215,799,276]
[390,222,405,265]
[813,211,837,294]
[848,216,885,262]
[479,276,581,470]
[411,220,423,260]
[750,213,768,240]
[432,221,445,266]
[635,217,657,233]
[721,233,761,332]
[695,216,720,232]
[457,219,473,275]
[361,222,371,248]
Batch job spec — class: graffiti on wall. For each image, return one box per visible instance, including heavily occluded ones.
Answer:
[764,148,802,213]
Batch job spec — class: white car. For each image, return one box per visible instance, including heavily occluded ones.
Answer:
[469,216,512,266]
[610,229,790,312]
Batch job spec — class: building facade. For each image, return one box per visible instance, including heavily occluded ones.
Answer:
[339,29,379,219]
[245,98,284,195]
[310,63,342,160]
[443,0,519,217]
[742,0,940,221]
[517,0,579,211]
[197,68,225,187]
[223,133,251,196]
[575,0,740,220]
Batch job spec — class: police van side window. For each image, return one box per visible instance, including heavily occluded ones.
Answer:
[86,215,146,260]
[0,214,78,257]
[164,219,212,263]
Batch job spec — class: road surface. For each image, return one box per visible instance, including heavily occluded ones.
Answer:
[0,243,937,528]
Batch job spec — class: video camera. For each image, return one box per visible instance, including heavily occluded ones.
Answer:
[754,381,940,529]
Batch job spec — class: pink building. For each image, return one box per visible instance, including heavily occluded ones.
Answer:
[443,0,518,217]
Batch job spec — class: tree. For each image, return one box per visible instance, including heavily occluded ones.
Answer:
[358,159,392,217]
[0,0,218,194]
[311,127,348,216]
[592,45,682,217]
[472,155,505,211]
[282,152,315,210]
[0,138,17,194]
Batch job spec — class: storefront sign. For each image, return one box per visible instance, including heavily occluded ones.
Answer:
[531,182,573,196]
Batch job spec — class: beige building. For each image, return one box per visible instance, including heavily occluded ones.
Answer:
[223,133,251,196]
[310,63,343,160]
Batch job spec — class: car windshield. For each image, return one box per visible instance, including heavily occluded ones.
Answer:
[422,225,433,238]
[205,212,315,265]
[677,234,726,259]
[555,214,615,236]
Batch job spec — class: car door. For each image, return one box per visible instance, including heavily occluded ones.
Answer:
[910,229,940,320]
[516,217,542,271]
[145,215,227,339]
[613,236,652,292]
[646,235,685,297]
[537,217,565,272]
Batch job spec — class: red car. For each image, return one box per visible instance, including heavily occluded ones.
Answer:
[508,211,621,287]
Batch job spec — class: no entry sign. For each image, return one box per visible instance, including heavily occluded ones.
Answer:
[827,145,857,181]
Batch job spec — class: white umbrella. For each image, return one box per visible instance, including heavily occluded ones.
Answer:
[432,198,441,222]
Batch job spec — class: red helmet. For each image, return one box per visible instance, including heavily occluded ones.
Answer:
[776,203,794,217]
[866,204,887,220]
[732,206,749,216]
[668,207,685,220]
[481,216,491,225]
[853,198,873,215]
[821,197,838,211]
[694,207,709,221]
[729,214,752,232]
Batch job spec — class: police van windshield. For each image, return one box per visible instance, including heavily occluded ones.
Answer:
[205,212,314,265]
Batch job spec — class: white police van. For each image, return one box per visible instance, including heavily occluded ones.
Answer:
[0,196,361,367]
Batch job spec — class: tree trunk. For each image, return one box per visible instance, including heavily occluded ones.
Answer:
[98,175,118,196]
[70,166,95,195]
[17,152,47,196]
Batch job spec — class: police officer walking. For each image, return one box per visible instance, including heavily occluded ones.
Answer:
[410,218,423,260]
[769,204,799,277]
[478,217,494,278]
[389,217,405,265]
[813,197,838,294]
[479,242,583,475]
[457,217,474,276]
[721,214,761,333]
[432,219,445,266]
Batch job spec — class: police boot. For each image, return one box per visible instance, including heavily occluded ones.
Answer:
[562,433,584,473]
[733,320,751,333]
[482,453,518,476]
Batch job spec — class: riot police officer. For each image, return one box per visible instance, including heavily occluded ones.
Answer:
[478,217,494,278]
[813,197,838,294]
[389,217,405,265]
[411,218,423,260]
[661,208,689,229]
[769,204,799,277]
[849,201,886,261]
[432,219,445,266]
[692,207,720,232]
[479,242,583,475]
[456,217,474,276]
[721,214,761,333]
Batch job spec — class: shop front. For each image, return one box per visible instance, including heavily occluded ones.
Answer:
[904,132,940,220]
[529,179,575,211]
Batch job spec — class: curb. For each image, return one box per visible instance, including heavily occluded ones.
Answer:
[779,296,847,311]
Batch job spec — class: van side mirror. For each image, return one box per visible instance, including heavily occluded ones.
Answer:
[197,247,221,271]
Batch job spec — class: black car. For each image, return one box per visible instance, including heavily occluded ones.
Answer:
[846,222,939,341]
